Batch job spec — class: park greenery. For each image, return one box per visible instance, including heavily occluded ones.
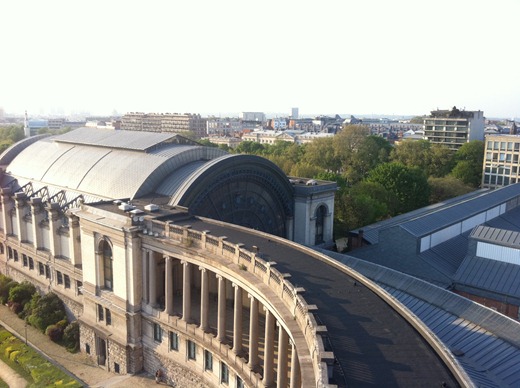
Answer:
[0,274,79,352]
[209,125,484,237]
[0,326,82,387]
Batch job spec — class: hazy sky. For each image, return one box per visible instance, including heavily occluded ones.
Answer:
[2,0,519,118]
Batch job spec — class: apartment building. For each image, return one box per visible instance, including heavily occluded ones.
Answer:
[423,106,485,150]
[482,134,520,188]
[121,112,207,138]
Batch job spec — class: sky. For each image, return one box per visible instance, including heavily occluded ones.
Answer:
[1,0,519,119]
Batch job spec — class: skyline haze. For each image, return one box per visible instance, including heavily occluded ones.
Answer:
[1,0,519,119]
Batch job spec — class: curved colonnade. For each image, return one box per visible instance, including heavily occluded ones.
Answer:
[138,220,329,387]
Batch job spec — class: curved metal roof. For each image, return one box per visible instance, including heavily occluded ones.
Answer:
[4,128,227,201]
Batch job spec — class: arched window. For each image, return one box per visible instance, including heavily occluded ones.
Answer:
[101,240,113,290]
[315,205,327,245]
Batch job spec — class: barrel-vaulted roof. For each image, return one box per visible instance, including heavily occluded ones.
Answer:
[3,127,227,201]
[1,127,296,237]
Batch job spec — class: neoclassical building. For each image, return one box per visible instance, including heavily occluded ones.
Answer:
[0,128,465,387]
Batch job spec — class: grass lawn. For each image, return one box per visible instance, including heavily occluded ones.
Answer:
[0,326,81,387]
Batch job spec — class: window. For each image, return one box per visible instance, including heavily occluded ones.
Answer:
[187,340,196,360]
[29,257,34,270]
[7,247,12,260]
[38,262,45,276]
[102,241,114,290]
[22,254,28,267]
[114,363,120,374]
[85,344,90,354]
[64,275,71,289]
[236,376,244,388]
[76,281,83,295]
[153,323,162,342]
[56,271,63,285]
[14,250,18,262]
[45,264,50,279]
[204,350,213,371]
[98,304,104,321]
[221,362,229,384]
[105,309,112,325]
[169,331,179,351]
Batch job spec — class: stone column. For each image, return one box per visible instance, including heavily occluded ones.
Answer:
[262,308,275,387]
[149,251,157,306]
[289,341,301,388]
[199,267,209,331]
[182,261,191,322]
[30,197,43,249]
[68,213,82,267]
[165,256,173,315]
[14,192,27,242]
[277,325,289,388]
[142,249,149,303]
[0,188,13,236]
[232,283,243,354]
[46,203,61,257]
[216,274,226,342]
[248,295,259,369]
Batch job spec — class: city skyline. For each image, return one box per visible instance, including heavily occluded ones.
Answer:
[2,0,519,119]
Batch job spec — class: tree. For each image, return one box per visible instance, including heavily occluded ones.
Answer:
[197,139,219,148]
[302,137,340,172]
[391,140,432,172]
[289,162,324,178]
[333,124,370,172]
[346,135,391,183]
[428,176,474,204]
[367,162,430,215]
[234,141,265,155]
[451,140,484,187]
[428,144,455,177]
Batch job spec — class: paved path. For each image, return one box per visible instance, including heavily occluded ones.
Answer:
[0,358,27,388]
[0,304,159,387]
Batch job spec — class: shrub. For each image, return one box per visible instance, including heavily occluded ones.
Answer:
[8,281,36,306]
[0,277,18,304]
[45,325,63,342]
[63,321,80,352]
[56,319,69,331]
[18,292,40,320]
[27,293,66,333]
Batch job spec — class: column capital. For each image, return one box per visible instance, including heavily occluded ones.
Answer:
[248,293,256,301]
[164,255,171,261]
[180,260,189,266]
[216,273,224,280]
[199,266,207,273]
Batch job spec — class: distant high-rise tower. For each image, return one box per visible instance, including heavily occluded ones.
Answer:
[291,107,299,120]
[24,110,30,138]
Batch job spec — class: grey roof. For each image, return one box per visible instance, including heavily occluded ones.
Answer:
[418,233,470,276]
[381,284,520,387]
[455,256,520,300]
[54,127,184,151]
[322,248,520,388]
[0,134,51,166]
[359,184,520,244]
[471,224,520,248]
[4,128,227,201]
